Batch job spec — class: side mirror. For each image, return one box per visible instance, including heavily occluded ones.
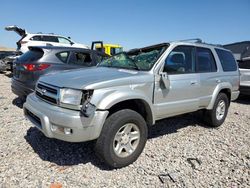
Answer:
[160,72,170,88]
[70,42,74,46]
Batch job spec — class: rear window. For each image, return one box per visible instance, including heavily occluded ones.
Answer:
[215,49,237,71]
[56,51,69,63]
[18,49,44,62]
[238,60,250,69]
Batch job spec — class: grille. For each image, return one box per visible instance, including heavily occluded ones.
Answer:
[36,82,59,105]
[37,83,57,94]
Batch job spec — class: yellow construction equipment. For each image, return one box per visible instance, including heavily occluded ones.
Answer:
[91,41,123,56]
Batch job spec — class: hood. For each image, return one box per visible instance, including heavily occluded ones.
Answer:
[39,67,153,90]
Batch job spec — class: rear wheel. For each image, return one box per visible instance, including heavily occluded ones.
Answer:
[95,109,148,168]
[204,93,229,127]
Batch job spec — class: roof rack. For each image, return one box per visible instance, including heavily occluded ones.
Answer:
[175,38,224,48]
[36,32,55,35]
[177,38,202,43]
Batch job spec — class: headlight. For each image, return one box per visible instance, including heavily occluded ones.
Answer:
[60,88,82,106]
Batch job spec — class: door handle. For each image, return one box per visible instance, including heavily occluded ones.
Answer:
[190,81,198,85]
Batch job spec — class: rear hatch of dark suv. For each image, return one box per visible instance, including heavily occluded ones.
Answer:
[12,47,48,96]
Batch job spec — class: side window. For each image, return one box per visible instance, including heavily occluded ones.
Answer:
[196,47,217,72]
[30,36,42,41]
[164,45,195,74]
[42,36,59,43]
[68,52,92,66]
[58,37,71,44]
[215,49,237,71]
[56,51,69,63]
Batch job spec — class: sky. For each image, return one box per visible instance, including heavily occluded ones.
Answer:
[0,0,249,50]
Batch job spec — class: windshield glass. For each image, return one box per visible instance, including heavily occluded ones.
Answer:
[98,45,167,71]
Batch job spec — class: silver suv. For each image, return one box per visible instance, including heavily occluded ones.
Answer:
[23,40,240,168]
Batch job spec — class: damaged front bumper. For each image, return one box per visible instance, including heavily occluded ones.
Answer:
[23,93,109,142]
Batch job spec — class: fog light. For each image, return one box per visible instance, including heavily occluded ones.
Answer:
[64,128,72,135]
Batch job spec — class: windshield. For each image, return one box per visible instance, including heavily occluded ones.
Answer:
[98,45,167,71]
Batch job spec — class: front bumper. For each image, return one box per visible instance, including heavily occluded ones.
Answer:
[23,93,109,142]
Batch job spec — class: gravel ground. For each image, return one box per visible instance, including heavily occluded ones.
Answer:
[0,72,249,188]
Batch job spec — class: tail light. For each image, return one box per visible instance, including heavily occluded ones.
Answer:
[23,64,50,71]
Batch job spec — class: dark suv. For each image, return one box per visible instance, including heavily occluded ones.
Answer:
[12,46,108,98]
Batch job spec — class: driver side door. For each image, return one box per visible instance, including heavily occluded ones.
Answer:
[154,45,200,120]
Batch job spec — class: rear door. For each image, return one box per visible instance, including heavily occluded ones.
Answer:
[196,47,218,107]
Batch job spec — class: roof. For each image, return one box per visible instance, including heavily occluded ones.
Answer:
[28,46,108,56]
[129,40,227,52]
[29,46,86,50]
[223,41,250,60]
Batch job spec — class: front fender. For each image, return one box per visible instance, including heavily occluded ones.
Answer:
[90,87,155,123]
[207,82,232,110]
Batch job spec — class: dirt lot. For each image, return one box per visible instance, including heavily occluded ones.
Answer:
[0,72,249,188]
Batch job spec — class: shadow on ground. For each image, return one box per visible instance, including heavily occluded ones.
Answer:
[12,97,25,109]
[234,95,250,105]
[24,112,207,169]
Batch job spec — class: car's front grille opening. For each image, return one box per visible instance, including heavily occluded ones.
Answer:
[36,91,57,104]
[26,109,42,128]
[36,83,58,105]
[37,83,57,94]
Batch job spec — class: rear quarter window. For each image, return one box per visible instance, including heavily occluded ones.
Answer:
[56,51,69,63]
[215,49,237,71]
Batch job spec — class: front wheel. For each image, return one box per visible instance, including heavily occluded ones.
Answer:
[95,109,148,168]
[204,93,229,127]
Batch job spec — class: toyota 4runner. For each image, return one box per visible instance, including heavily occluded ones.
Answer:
[23,40,240,168]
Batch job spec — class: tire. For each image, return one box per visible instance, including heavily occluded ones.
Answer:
[95,109,148,168]
[204,93,229,127]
